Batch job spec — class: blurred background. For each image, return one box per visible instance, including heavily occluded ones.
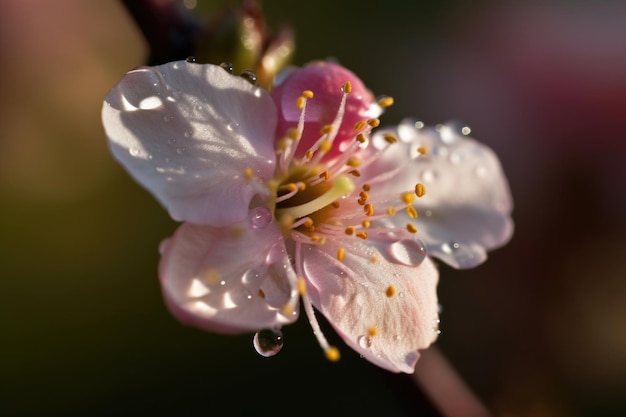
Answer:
[2,1,625,415]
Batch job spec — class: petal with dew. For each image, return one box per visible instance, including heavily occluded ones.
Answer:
[364,119,513,268]
[103,61,277,226]
[302,237,439,373]
[159,220,299,333]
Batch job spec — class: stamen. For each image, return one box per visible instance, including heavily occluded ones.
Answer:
[385,285,396,297]
[361,220,371,228]
[302,90,314,99]
[356,133,367,143]
[367,118,380,128]
[367,326,378,337]
[383,133,398,144]
[406,206,418,219]
[354,120,366,131]
[344,226,355,235]
[402,192,415,205]
[342,81,352,94]
[244,167,254,180]
[356,231,368,240]
[297,277,307,295]
[417,146,428,155]
[377,96,394,108]
[364,203,374,216]
[275,175,355,220]
[337,247,345,261]
[296,96,306,110]
[302,291,340,362]
[406,223,418,234]
[415,183,426,197]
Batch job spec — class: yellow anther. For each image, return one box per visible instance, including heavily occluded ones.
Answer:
[325,346,341,362]
[287,128,300,140]
[417,146,428,155]
[359,191,369,201]
[361,220,371,228]
[276,138,289,152]
[356,133,367,143]
[297,277,307,296]
[385,285,396,298]
[281,304,294,316]
[346,157,360,167]
[303,218,314,229]
[370,255,379,263]
[368,326,378,337]
[354,120,366,131]
[202,268,220,285]
[331,201,341,208]
[402,192,415,205]
[319,139,332,152]
[299,182,307,191]
[305,150,314,160]
[383,133,398,144]
[320,125,334,135]
[377,96,394,108]
[367,118,380,128]
[296,96,306,110]
[244,167,254,180]
[337,247,346,261]
[287,183,297,192]
[302,90,314,99]
[362,183,371,191]
[415,183,426,197]
[279,214,295,228]
[406,223,418,234]
[387,207,396,216]
[356,231,368,240]
[310,235,320,242]
[342,81,352,94]
[319,170,330,181]
[364,203,374,216]
[344,226,355,235]
[348,169,361,177]
[406,205,418,219]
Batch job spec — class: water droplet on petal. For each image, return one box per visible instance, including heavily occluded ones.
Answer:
[249,207,272,229]
[240,69,258,85]
[184,130,193,138]
[241,269,261,286]
[129,147,140,157]
[176,147,186,155]
[227,121,239,132]
[253,329,283,357]
[163,115,173,123]
[441,242,460,254]
[167,138,177,145]
[186,56,197,63]
[358,335,373,349]
[220,62,234,73]
[388,239,427,266]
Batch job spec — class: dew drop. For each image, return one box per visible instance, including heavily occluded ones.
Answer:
[358,335,373,349]
[414,120,425,129]
[155,167,166,173]
[186,56,197,63]
[240,69,258,85]
[449,151,462,165]
[128,147,140,157]
[220,62,234,73]
[167,138,177,145]
[147,154,153,160]
[163,115,173,123]
[249,206,272,229]
[441,242,460,254]
[227,121,239,132]
[388,239,427,267]
[184,130,193,138]
[253,329,283,357]
[176,147,186,155]
[241,269,261,286]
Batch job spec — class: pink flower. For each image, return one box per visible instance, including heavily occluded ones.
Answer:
[102,60,513,373]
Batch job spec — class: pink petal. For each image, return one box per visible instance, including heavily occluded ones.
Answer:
[159,220,298,333]
[302,238,440,373]
[102,61,277,226]
[365,119,514,268]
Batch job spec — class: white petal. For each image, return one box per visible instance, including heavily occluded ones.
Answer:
[159,220,298,333]
[103,61,277,226]
[365,119,513,268]
[302,238,440,373]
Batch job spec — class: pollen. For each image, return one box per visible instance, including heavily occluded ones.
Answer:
[364,203,375,216]
[356,231,368,240]
[385,285,396,298]
[287,182,297,192]
[417,146,428,155]
[297,276,307,296]
[296,96,306,110]
[368,326,378,337]
[281,304,294,316]
[244,167,254,180]
[362,183,371,191]
[356,133,367,143]
[377,96,394,108]
[406,223,418,234]
[361,219,371,228]
[359,191,369,201]
[386,206,396,216]
[319,170,330,181]
[302,90,314,99]
[367,118,380,128]
[406,205,418,219]
[344,226,355,235]
[303,218,314,229]
[383,133,398,144]
[346,157,360,167]
[319,139,332,152]
[320,125,334,135]
[354,120,366,131]
[342,81,352,94]
[337,247,346,261]
[325,346,341,362]
[287,128,300,140]
[415,183,426,197]
[402,192,415,205]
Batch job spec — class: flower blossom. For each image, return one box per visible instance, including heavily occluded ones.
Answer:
[102,60,513,373]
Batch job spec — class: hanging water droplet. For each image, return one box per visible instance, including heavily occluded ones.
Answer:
[176,147,186,155]
[186,56,197,63]
[220,62,234,73]
[441,242,460,254]
[240,69,258,85]
[253,329,284,357]
[129,147,140,157]
[358,335,373,349]
[461,126,471,135]
[249,206,272,229]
